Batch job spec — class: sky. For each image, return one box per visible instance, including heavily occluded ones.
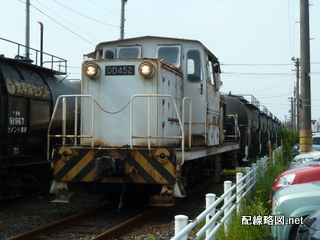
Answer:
[1,0,320,125]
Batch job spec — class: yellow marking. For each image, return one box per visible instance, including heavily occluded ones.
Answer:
[127,150,176,184]
[82,168,97,182]
[59,150,96,181]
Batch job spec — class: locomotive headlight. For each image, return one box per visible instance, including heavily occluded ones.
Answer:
[84,63,99,78]
[139,62,155,78]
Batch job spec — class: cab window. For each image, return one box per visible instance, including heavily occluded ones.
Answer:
[157,46,181,67]
[117,46,141,59]
[104,50,114,59]
[187,50,202,82]
[207,55,220,87]
[97,49,103,59]
[97,48,114,59]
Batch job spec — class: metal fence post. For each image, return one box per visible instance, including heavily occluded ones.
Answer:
[236,172,243,214]
[224,180,232,233]
[206,193,216,239]
[175,215,188,240]
[251,163,257,183]
[171,156,270,240]
[244,167,252,197]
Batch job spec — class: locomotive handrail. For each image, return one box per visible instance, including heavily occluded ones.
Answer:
[182,97,192,148]
[226,113,241,142]
[130,94,192,165]
[47,94,95,161]
[204,102,207,144]
[47,94,192,164]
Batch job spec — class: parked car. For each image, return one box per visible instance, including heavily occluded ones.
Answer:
[292,135,320,157]
[271,164,320,200]
[272,182,320,240]
[296,209,320,239]
[289,151,320,169]
[292,143,300,158]
[293,159,320,168]
[313,134,320,151]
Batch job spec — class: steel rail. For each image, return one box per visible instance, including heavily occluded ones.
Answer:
[6,204,111,240]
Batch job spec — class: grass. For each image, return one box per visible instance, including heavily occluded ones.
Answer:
[215,150,290,240]
[186,128,298,240]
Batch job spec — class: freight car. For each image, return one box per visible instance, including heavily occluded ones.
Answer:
[0,38,78,196]
[225,94,280,163]
[47,36,278,207]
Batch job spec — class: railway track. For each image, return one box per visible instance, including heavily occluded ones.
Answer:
[6,201,160,240]
[6,180,220,240]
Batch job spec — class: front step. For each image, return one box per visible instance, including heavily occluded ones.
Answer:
[149,181,186,206]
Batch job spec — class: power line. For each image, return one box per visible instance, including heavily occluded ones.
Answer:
[221,62,320,66]
[53,0,118,28]
[87,0,120,18]
[222,72,294,76]
[257,92,293,98]
[221,63,293,66]
[26,1,95,46]
[86,0,141,36]
[33,0,101,43]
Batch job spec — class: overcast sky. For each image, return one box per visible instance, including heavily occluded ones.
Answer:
[1,0,320,124]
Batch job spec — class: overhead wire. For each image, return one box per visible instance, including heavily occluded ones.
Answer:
[87,0,120,18]
[22,0,96,46]
[53,0,118,28]
[86,0,141,36]
[221,63,293,66]
[33,0,101,43]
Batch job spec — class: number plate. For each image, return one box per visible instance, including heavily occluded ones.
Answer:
[105,65,135,75]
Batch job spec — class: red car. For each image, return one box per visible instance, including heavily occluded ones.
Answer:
[271,163,320,201]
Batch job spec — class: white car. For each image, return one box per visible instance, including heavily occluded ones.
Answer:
[289,151,320,169]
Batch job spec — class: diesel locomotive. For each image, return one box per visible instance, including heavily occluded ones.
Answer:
[0,38,78,196]
[47,36,280,206]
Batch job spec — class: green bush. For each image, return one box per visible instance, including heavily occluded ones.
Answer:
[216,198,270,240]
[216,149,290,239]
[277,127,299,163]
[188,129,297,240]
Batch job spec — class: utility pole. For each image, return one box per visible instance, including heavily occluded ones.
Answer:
[288,97,295,129]
[292,57,300,131]
[25,0,30,58]
[120,0,127,40]
[299,0,312,154]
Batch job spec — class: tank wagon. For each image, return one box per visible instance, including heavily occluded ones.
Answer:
[48,36,245,206]
[225,94,281,162]
[0,38,78,196]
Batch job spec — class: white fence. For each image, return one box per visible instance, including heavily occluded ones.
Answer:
[171,156,269,240]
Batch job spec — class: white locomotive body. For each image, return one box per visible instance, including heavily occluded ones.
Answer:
[48,36,240,206]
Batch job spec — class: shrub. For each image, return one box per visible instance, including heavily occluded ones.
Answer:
[216,149,290,239]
